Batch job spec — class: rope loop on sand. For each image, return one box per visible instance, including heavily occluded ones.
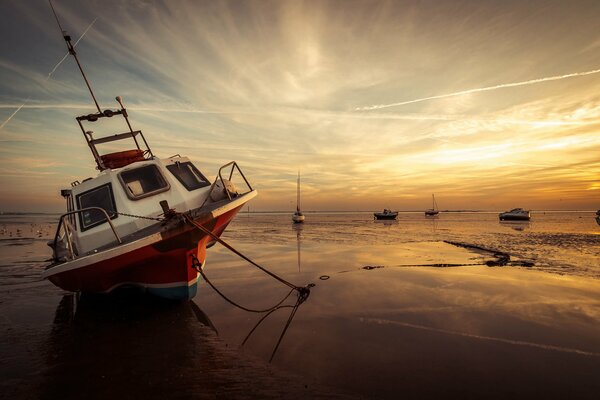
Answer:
[184,212,315,362]
[190,254,297,313]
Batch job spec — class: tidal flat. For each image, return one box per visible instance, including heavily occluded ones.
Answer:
[1,212,599,399]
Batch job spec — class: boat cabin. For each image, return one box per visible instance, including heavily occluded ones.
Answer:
[51,97,239,259]
[60,155,222,255]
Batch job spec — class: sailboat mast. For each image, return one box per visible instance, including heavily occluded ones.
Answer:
[296,171,301,212]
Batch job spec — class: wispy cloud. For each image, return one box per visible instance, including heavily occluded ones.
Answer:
[1,0,600,211]
[0,17,98,130]
[356,68,600,111]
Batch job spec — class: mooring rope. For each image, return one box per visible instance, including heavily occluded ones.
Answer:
[181,213,309,292]
[183,212,314,362]
[190,254,298,313]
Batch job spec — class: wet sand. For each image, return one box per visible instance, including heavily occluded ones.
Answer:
[1,212,599,398]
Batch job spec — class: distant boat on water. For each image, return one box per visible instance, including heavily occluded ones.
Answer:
[499,208,530,221]
[425,194,439,216]
[374,209,398,220]
[292,171,305,223]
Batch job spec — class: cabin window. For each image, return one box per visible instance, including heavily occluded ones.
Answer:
[76,183,118,231]
[119,164,170,200]
[166,161,210,191]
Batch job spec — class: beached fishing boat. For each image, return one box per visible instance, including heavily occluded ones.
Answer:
[292,172,305,223]
[374,209,398,220]
[425,194,439,216]
[498,208,530,221]
[42,15,256,300]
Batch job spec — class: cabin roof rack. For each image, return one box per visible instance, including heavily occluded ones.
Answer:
[76,96,154,171]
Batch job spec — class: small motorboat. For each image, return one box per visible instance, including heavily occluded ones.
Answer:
[499,208,530,221]
[292,171,305,223]
[425,194,439,216]
[42,20,256,300]
[596,210,600,225]
[374,209,398,220]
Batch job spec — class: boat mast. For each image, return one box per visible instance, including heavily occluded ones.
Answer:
[48,0,154,171]
[49,0,101,113]
[296,171,301,212]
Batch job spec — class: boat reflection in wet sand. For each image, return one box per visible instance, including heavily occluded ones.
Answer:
[499,208,530,221]
[42,13,256,300]
[374,209,398,220]
[41,293,340,399]
[499,221,530,231]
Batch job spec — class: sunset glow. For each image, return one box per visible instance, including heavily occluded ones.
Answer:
[1,0,599,212]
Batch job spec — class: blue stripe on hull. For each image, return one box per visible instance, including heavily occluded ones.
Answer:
[147,281,198,300]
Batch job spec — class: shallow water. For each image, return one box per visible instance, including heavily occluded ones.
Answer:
[1,212,599,399]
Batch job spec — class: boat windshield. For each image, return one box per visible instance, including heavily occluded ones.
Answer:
[119,164,170,200]
[76,183,118,231]
[166,161,210,191]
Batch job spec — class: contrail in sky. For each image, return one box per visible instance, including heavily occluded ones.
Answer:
[0,18,98,130]
[356,68,600,111]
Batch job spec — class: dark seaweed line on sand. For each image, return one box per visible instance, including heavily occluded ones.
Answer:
[444,240,534,267]
[337,241,535,274]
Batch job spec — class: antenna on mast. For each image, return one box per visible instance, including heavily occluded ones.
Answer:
[47,0,154,171]
[48,0,102,113]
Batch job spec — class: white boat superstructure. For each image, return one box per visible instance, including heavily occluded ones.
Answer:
[58,154,244,255]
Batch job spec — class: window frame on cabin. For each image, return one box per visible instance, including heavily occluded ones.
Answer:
[118,164,171,200]
[76,183,118,232]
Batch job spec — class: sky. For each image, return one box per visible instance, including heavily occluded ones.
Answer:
[1,0,599,212]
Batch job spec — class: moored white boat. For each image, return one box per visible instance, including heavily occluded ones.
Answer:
[292,171,305,223]
[498,208,530,221]
[42,16,256,300]
[425,194,439,216]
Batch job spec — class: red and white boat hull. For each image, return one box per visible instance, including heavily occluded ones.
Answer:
[43,192,255,300]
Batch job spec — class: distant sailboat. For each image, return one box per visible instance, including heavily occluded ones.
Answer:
[292,171,305,223]
[425,194,439,216]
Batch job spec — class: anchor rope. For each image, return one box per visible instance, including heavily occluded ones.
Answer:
[190,254,297,313]
[180,213,303,291]
[184,211,314,362]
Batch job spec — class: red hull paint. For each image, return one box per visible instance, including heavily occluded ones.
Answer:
[48,205,243,295]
